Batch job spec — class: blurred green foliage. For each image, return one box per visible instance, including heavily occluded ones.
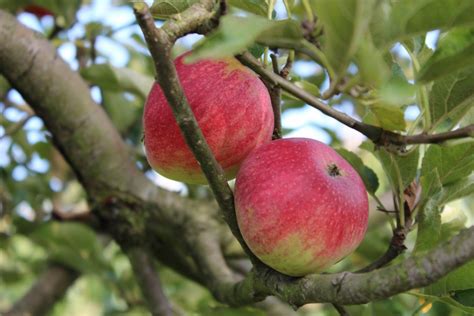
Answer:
[1,0,474,315]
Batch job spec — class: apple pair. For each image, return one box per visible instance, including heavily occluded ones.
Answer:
[143,53,369,276]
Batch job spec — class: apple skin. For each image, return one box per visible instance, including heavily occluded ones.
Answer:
[234,138,369,276]
[24,5,54,18]
[143,53,274,184]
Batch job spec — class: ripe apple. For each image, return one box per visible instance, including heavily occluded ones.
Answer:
[235,138,369,276]
[24,5,54,18]
[143,53,274,184]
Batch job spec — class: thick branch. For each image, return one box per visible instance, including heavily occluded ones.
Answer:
[0,7,237,294]
[4,264,79,316]
[237,52,474,147]
[161,0,221,42]
[228,226,474,306]
[128,248,174,316]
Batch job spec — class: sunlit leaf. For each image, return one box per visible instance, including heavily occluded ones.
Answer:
[227,0,268,16]
[150,0,200,19]
[188,15,303,61]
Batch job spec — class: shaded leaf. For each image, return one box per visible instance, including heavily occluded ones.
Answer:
[355,36,390,88]
[425,261,474,296]
[452,289,474,307]
[310,0,376,77]
[102,91,141,133]
[414,179,442,253]
[421,142,474,192]
[428,66,474,131]
[336,148,379,194]
[361,142,419,189]
[29,222,109,274]
[80,64,153,99]
[418,28,474,82]
[380,0,474,46]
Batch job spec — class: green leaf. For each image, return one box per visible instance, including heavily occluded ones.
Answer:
[361,142,419,189]
[452,289,474,307]
[428,66,474,131]
[294,80,320,98]
[413,292,474,314]
[364,102,406,131]
[355,36,390,88]
[29,222,109,274]
[425,261,474,296]
[310,0,376,78]
[381,0,474,46]
[188,15,272,61]
[150,0,200,19]
[438,177,474,205]
[257,19,304,48]
[418,28,474,82]
[188,15,303,62]
[102,91,141,133]
[227,0,268,16]
[414,186,442,253]
[378,64,416,107]
[80,64,153,99]
[421,142,474,190]
[0,75,10,99]
[335,148,379,194]
[31,0,81,26]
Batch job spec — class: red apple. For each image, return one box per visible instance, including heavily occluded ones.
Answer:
[235,138,369,276]
[143,53,274,184]
[24,5,54,18]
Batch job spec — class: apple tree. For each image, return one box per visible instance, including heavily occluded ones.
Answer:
[1,0,474,315]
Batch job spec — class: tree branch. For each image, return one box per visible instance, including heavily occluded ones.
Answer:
[133,3,258,264]
[3,264,79,316]
[128,248,174,316]
[0,7,237,294]
[237,52,474,148]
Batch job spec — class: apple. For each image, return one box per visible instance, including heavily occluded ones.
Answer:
[24,5,54,18]
[143,53,274,184]
[234,138,369,276]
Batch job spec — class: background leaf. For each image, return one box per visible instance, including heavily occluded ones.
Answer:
[227,0,268,16]
[310,0,376,78]
[80,64,153,99]
[428,66,474,131]
[379,0,474,46]
[336,148,379,195]
[417,28,474,82]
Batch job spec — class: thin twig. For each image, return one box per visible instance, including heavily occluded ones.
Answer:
[356,227,408,273]
[237,52,474,148]
[268,54,282,139]
[128,248,174,316]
